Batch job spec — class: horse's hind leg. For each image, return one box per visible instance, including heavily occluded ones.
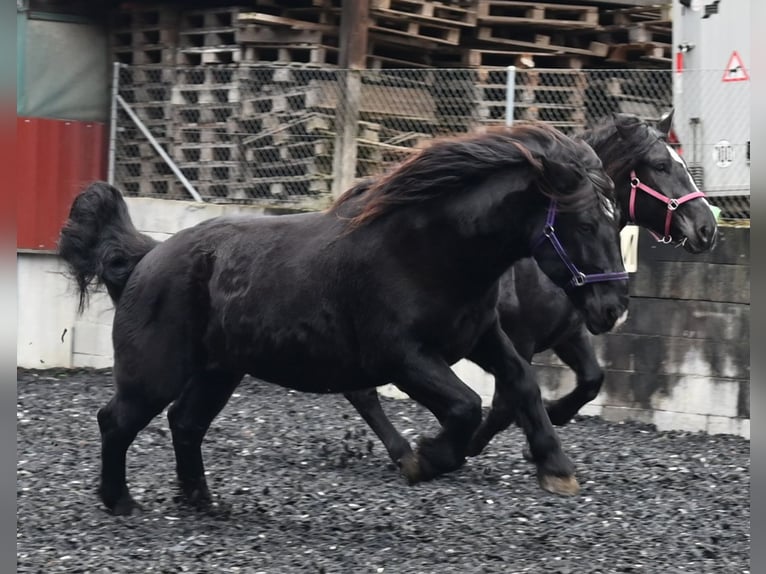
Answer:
[344,388,413,466]
[392,355,482,484]
[167,369,243,508]
[545,328,604,426]
[98,392,171,515]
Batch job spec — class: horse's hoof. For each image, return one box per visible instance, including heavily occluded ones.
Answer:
[109,496,142,516]
[538,474,580,497]
[398,452,421,485]
[465,439,484,458]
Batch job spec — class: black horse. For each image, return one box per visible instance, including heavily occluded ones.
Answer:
[343,111,719,467]
[60,123,629,515]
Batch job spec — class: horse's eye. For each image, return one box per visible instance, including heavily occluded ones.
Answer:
[578,222,596,233]
[655,163,668,172]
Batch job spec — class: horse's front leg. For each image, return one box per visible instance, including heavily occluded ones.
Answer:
[344,388,414,466]
[546,327,604,426]
[391,355,482,484]
[467,320,579,496]
[466,339,534,457]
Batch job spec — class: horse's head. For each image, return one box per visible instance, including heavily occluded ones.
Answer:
[611,110,718,253]
[530,138,629,335]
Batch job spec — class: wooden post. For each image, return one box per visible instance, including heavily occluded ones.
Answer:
[332,0,369,198]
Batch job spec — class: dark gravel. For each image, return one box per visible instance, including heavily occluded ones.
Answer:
[18,369,749,574]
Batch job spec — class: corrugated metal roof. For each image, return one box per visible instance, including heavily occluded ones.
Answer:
[17,116,106,251]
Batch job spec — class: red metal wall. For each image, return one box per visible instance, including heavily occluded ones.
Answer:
[17,116,107,251]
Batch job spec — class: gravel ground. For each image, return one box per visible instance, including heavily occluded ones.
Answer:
[18,369,749,574]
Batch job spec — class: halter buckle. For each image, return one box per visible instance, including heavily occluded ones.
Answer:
[667,198,679,211]
[543,224,554,237]
[630,177,640,187]
[659,235,673,244]
[572,272,586,287]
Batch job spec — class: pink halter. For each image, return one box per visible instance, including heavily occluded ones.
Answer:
[628,170,706,243]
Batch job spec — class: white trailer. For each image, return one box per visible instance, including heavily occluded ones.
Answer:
[672,0,750,208]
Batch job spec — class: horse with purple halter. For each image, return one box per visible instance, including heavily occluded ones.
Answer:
[58,122,627,514]
[342,110,718,471]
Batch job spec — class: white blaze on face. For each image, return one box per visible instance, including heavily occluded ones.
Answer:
[666,143,703,194]
[613,309,629,330]
[665,143,716,215]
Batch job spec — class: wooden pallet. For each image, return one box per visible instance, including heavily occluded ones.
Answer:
[601,4,672,27]
[477,26,605,57]
[240,86,323,116]
[179,162,241,182]
[302,80,438,122]
[182,7,246,30]
[477,1,598,28]
[369,13,462,46]
[232,176,332,200]
[119,139,173,160]
[120,84,172,105]
[242,44,337,65]
[372,0,477,26]
[122,65,177,85]
[173,143,240,163]
[113,46,177,66]
[173,125,229,145]
[173,103,240,124]
[236,25,327,45]
[236,11,335,32]
[463,48,588,69]
[179,29,238,48]
[176,47,243,65]
[112,28,176,49]
[607,42,672,65]
[121,102,173,123]
[118,176,183,198]
[171,84,241,105]
[175,66,242,86]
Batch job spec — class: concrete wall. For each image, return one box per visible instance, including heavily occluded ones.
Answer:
[17,198,749,438]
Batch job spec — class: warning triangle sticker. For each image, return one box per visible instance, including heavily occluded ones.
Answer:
[722,51,749,82]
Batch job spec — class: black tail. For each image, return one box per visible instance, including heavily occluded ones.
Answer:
[58,181,159,312]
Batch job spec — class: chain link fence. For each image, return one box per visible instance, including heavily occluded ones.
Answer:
[112,64,749,218]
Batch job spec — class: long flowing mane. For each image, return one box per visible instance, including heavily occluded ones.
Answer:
[582,115,663,175]
[331,123,609,228]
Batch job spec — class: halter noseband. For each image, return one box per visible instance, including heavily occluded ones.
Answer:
[532,201,629,290]
[628,170,706,244]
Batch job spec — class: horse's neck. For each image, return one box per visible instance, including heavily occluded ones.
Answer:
[611,167,633,230]
[386,185,542,289]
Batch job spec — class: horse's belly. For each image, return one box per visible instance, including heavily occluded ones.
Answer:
[246,359,375,394]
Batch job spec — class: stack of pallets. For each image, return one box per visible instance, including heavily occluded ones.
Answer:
[110,1,674,202]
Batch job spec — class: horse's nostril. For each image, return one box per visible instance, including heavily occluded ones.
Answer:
[699,224,712,243]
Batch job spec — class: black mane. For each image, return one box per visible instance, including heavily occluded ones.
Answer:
[332,123,609,227]
[582,115,664,176]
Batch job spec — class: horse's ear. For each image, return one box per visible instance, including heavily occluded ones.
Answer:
[613,113,643,141]
[539,156,580,190]
[657,109,675,137]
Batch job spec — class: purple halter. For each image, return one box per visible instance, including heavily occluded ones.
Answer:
[532,200,630,289]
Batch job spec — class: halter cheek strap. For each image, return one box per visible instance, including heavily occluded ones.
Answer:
[629,170,706,243]
[532,201,629,289]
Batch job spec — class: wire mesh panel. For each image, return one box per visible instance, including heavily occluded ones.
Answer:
[112,64,749,217]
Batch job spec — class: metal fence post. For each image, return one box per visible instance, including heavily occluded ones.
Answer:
[107,61,120,185]
[332,68,362,198]
[505,65,516,127]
